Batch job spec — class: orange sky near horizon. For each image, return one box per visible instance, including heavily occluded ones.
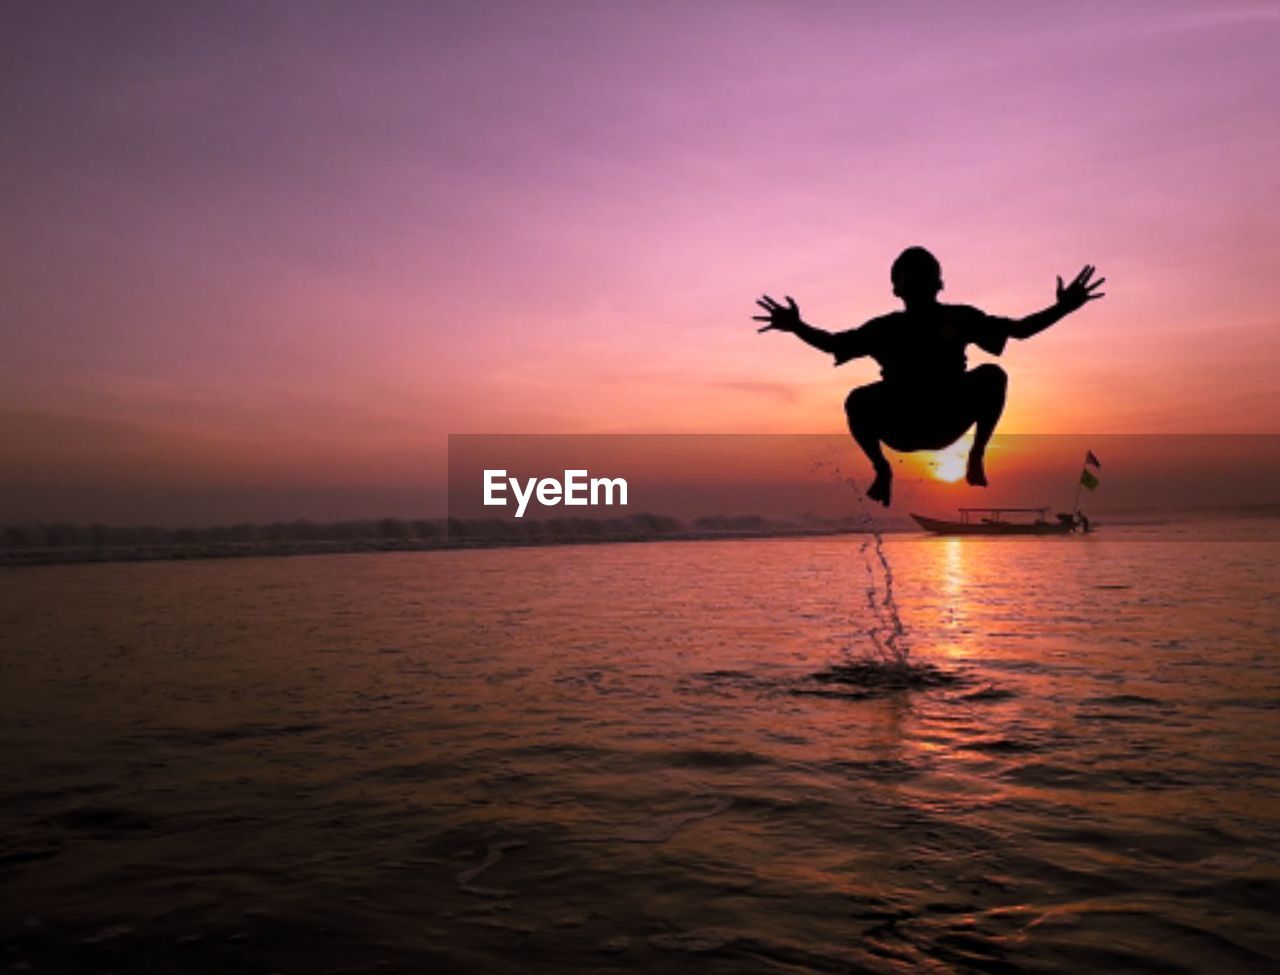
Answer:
[2,2,1278,523]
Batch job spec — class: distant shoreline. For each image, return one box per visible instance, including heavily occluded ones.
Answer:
[0,525,875,567]
[3,505,1275,568]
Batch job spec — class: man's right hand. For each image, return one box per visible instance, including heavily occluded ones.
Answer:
[753,294,803,333]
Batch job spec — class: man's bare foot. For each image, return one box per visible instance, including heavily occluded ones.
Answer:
[965,453,988,487]
[867,468,893,506]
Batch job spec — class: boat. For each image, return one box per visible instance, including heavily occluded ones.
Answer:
[911,450,1101,536]
[911,507,1087,536]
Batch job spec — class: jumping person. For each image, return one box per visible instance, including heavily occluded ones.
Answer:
[754,247,1104,506]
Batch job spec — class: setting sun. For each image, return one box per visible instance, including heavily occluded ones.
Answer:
[920,432,976,483]
[929,451,968,483]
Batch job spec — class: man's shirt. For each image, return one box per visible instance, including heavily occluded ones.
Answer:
[830,304,1014,385]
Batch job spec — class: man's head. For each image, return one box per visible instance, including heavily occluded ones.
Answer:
[891,246,943,305]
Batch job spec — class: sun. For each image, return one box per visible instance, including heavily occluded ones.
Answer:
[930,450,968,483]
[921,431,975,483]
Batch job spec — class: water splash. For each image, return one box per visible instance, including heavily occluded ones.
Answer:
[806,446,957,691]
[806,445,911,666]
[858,529,909,668]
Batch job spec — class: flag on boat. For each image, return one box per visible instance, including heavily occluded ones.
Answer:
[1080,467,1100,491]
[1085,450,1101,468]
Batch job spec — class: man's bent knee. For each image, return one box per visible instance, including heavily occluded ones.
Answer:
[969,363,1008,393]
[844,383,885,422]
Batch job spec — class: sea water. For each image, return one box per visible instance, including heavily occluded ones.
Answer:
[1,519,1277,973]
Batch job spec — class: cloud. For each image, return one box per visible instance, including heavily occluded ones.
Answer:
[710,380,800,405]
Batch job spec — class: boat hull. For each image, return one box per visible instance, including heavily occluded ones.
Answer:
[911,513,1076,536]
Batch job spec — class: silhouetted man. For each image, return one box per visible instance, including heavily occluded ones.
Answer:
[754,247,1104,506]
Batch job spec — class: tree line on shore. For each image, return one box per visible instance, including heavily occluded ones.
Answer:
[1,513,807,550]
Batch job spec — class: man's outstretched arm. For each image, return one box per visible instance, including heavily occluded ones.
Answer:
[1007,265,1105,340]
[754,294,861,358]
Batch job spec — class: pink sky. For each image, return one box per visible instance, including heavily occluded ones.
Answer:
[2,1,1278,522]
